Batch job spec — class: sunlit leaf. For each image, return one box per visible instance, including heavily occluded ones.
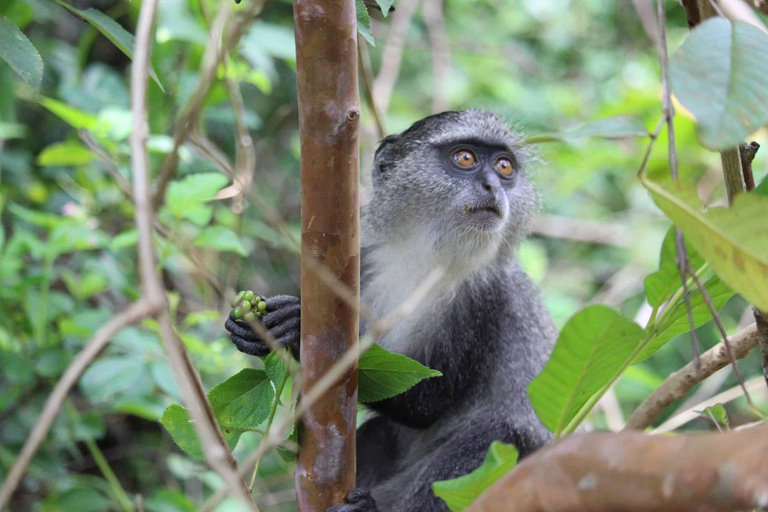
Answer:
[699,403,729,428]
[433,442,518,512]
[37,141,94,166]
[39,96,100,131]
[670,18,768,150]
[193,226,247,256]
[161,404,242,459]
[641,173,768,311]
[644,227,704,308]
[358,344,442,403]
[528,305,644,436]
[0,15,43,91]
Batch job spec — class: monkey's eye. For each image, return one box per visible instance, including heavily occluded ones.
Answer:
[495,157,514,177]
[452,149,477,168]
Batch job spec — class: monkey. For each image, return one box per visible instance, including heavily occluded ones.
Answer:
[226,110,556,512]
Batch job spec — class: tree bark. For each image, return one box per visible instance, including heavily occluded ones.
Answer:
[292,1,361,511]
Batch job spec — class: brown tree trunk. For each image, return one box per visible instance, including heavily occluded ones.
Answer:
[292,0,361,510]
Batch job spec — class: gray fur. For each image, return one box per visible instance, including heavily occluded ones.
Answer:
[227,110,556,512]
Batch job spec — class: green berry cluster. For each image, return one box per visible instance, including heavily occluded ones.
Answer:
[231,290,267,322]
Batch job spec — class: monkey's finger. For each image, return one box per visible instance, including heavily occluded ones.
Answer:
[269,316,300,339]
[265,295,300,310]
[225,314,259,341]
[231,334,270,357]
[262,304,301,329]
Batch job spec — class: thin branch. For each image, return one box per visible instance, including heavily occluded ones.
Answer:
[152,1,266,210]
[422,0,450,113]
[624,322,758,430]
[130,1,256,507]
[632,0,659,49]
[652,376,765,434]
[676,230,701,372]
[687,268,753,407]
[753,308,768,389]
[739,141,760,191]
[467,422,768,512]
[358,39,386,139]
[0,299,154,510]
[371,0,421,115]
[531,215,633,248]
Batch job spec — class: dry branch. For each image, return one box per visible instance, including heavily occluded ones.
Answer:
[624,323,758,430]
[130,1,256,507]
[466,423,768,512]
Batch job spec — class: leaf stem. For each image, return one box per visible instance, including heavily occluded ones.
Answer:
[248,372,289,493]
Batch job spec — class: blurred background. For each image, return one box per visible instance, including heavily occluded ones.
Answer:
[1,0,767,510]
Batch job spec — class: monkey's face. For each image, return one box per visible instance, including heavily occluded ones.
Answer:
[368,110,538,255]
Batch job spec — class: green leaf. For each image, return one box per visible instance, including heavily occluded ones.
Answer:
[375,0,394,16]
[644,227,704,308]
[356,0,375,46]
[264,351,287,388]
[433,441,518,512]
[39,96,99,131]
[165,172,229,223]
[80,356,150,402]
[699,403,729,428]
[358,344,442,403]
[525,116,649,143]
[37,141,94,166]
[0,122,27,139]
[527,305,644,436]
[110,230,139,251]
[55,2,165,92]
[0,15,43,91]
[640,173,768,311]
[193,226,247,256]
[670,18,768,150]
[208,369,274,430]
[635,275,733,362]
[161,404,241,459]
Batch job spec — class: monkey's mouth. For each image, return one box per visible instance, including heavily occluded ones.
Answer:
[465,201,502,218]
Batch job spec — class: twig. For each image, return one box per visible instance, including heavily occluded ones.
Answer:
[152,1,266,210]
[0,299,154,510]
[130,1,256,508]
[652,376,765,434]
[531,216,633,248]
[721,148,745,204]
[624,323,758,430]
[358,39,386,139]
[632,0,659,49]
[467,422,768,512]
[422,0,450,113]
[754,309,768,389]
[687,269,753,407]
[740,141,759,192]
[371,0,421,115]
[676,230,701,372]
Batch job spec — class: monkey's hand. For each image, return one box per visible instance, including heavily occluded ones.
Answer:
[326,489,378,512]
[225,295,300,358]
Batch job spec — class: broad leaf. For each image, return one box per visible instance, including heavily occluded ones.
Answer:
[37,141,94,166]
[165,172,229,225]
[699,403,729,428]
[525,116,649,143]
[193,226,247,256]
[644,227,704,308]
[433,442,518,512]
[55,2,165,92]
[356,0,375,46]
[527,305,644,436]
[208,369,274,430]
[80,356,149,403]
[39,97,99,131]
[0,15,43,91]
[640,174,768,311]
[358,344,442,403]
[264,351,287,388]
[670,18,768,150]
[634,275,733,363]
[375,0,394,16]
[161,404,241,459]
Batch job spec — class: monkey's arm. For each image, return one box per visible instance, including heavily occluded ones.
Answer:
[225,295,301,358]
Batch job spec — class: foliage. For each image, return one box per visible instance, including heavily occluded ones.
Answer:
[2,0,768,511]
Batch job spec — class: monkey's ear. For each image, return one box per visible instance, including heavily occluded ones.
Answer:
[373,134,399,180]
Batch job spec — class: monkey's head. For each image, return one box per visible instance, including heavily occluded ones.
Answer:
[366,110,538,265]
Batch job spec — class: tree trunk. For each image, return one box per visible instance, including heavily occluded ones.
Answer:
[292,1,361,510]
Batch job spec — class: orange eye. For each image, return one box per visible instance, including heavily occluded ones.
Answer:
[495,157,514,177]
[453,149,477,168]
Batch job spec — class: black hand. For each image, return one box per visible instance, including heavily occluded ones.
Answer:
[326,489,378,512]
[225,295,301,358]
